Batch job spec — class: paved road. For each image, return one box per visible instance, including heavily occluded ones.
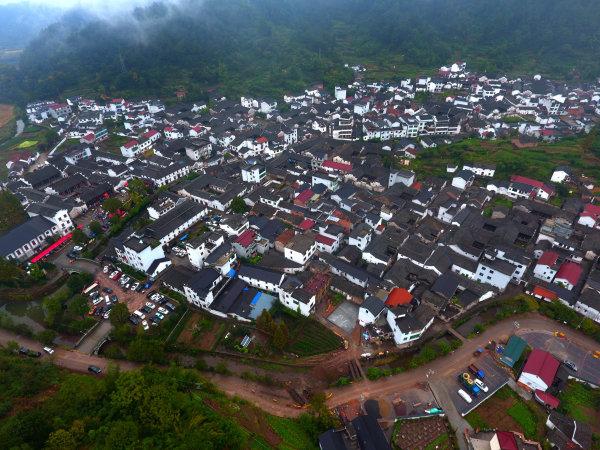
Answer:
[15,119,24,137]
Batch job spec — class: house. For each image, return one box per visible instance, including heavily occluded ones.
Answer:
[577,204,600,228]
[183,268,226,308]
[349,223,372,251]
[351,414,392,450]
[284,234,317,265]
[518,348,559,392]
[550,166,572,184]
[237,265,285,293]
[387,303,435,346]
[115,235,170,277]
[462,163,495,177]
[452,169,475,190]
[232,229,258,258]
[546,412,592,450]
[241,164,266,183]
[573,286,600,323]
[358,296,386,326]
[143,200,206,245]
[0,216,61,261]
[510,175,554,201]
[279,285,316,316]
[553,261,582,291]
[533,250,560,282]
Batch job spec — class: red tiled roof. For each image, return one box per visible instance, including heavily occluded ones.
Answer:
[582,203,600,219]
[298,219,315,231]
[322,160,353,172]
[533,286,558,300]
[315,234,335,246]
[295,189,313,204]
[256,136,268,144]
[385,288,413,307]
[510,175,554,195]
[142,129,159,139]
[522,348,559,387]
[534,390,560,409]
[235,229,256,247]
[496,431,518,450]
[123,140,138,149]
[555,261,582,285]
[538,250,559,267]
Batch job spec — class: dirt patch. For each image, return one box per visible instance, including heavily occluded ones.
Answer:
[581,406,600,434]
[5,384,59,418]
[177,311,221,351]
[0,104,15,129]
[205,398,282,447]
[473,396,523,432]
[394,416,452,450]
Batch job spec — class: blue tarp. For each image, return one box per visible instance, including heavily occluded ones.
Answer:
[227,268,237,278]
[250,292,261,305]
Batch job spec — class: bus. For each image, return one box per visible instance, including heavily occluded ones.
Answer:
[83,282,99,295]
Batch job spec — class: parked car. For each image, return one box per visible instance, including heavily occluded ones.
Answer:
[19,347,41,358]
[88,365,102,375]
[468,364,485,379]
[458,389,472,404]
[43,346,54,354]
[145,302,156,310]
[157,307,169,315]
[92,297,103,306]
[474,378,489,392]
[131,282,140,291]
[103,265,110,273]
[134,310,146,320]
[142,320,149,331]
[165,302,176,311]
[129,315,140,325]
[563,360,578,371]
[109,295,118,303]
[141,306,151,314]
[102,287,113,294]
[155,312,165,320]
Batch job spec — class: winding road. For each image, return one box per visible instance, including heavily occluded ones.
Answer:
[1,312,599,418]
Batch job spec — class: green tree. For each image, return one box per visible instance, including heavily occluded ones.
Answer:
[43,295,62,327]
[256,309,274,334]
[272,322,289,351]
[71,228,88,245]
[89,220,103,236]
[127,338,165,363]
[28,263,45,282]
[68,294,89,318]
[0,190,27,234]
[103,420,139,450]
[0,258,23,286]
[110,303,130,325]
[36,329,57,346]
[45,429,77,450]
[230,196,249,214]
[102,197,123,214]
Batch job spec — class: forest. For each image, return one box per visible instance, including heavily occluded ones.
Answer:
[1,0,600,104]
[0,348,334,449]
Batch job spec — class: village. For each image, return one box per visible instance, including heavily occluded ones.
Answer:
[1,61,600,449]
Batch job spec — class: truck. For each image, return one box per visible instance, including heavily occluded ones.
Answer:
[458,373,481,397]
[468,364,485,379]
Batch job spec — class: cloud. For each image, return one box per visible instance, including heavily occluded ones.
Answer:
[0,0,169,12]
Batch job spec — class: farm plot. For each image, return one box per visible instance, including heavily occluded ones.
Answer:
[286,319,344,357]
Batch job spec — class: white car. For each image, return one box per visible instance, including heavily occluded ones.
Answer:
[474,378,489,392]
[103,265,110,273]
[131,282,140,291]
[73,245,83,252]
[109,271,119,279]
[103,311,111,320]
[145,302,156,310]
[458,389,473,404]
[142,320,149,331]
[92,297,103,306]
[155,312,165,320]
[157,307,169,315]
[43,346,54,354]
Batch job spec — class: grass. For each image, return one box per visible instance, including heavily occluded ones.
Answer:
[410,135,600,183]
[17,140,38,149]
[507,402,537,437]
[558,381,600,424]
[267,416,318,450]
[464,411,490,430]
[424,432,452,450]
[286,319,343,357]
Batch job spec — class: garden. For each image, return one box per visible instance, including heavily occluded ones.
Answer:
[557,381,600,435]
[393,416,456,450]
[465,386,546,442]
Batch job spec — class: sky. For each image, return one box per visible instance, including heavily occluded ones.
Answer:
[0,0,159,8]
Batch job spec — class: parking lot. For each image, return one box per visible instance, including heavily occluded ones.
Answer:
[440,354,510,416]
[518,329,600,385]
[92,265,176,331]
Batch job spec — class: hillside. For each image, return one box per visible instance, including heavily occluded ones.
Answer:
[1,0,600,103]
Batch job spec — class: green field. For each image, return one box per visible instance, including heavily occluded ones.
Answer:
[17,140,38,148]
[283,315,344,357]
[410,134,600,183]
[507,402,537,437]
[268,416,318,450]
[558,381,600,424]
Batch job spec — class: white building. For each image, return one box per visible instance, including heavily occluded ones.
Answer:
[116,236,170,276]
[284,234,317,265]
[279,287,316,317]
[358,297,386,326]
[241,164,266,183]
[386,305,435,346]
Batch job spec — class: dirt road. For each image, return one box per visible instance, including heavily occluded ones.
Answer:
[1,312,598,419]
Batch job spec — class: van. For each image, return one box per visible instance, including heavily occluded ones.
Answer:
[458,389,472,403]
[134,310,146,320]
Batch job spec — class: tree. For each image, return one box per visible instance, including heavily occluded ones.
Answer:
[43,295,63,327]
[0,258,23,286]
[0,190,27,234]
[36,329,57,346]
[103,420,139,450]
[66,272,93,294]
[110,302,130,325]
[230,196,249,214]
[127,338,166,363]
[256,309,274,334]
[68,294,89,318]
[28,263,45,282]
[45,429,77,450]
[89,220,103,236]
[272,322,289,351]
[102,197,123,214]
[71,228,88,245]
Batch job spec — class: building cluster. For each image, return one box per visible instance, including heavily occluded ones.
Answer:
[1,62,600,347]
